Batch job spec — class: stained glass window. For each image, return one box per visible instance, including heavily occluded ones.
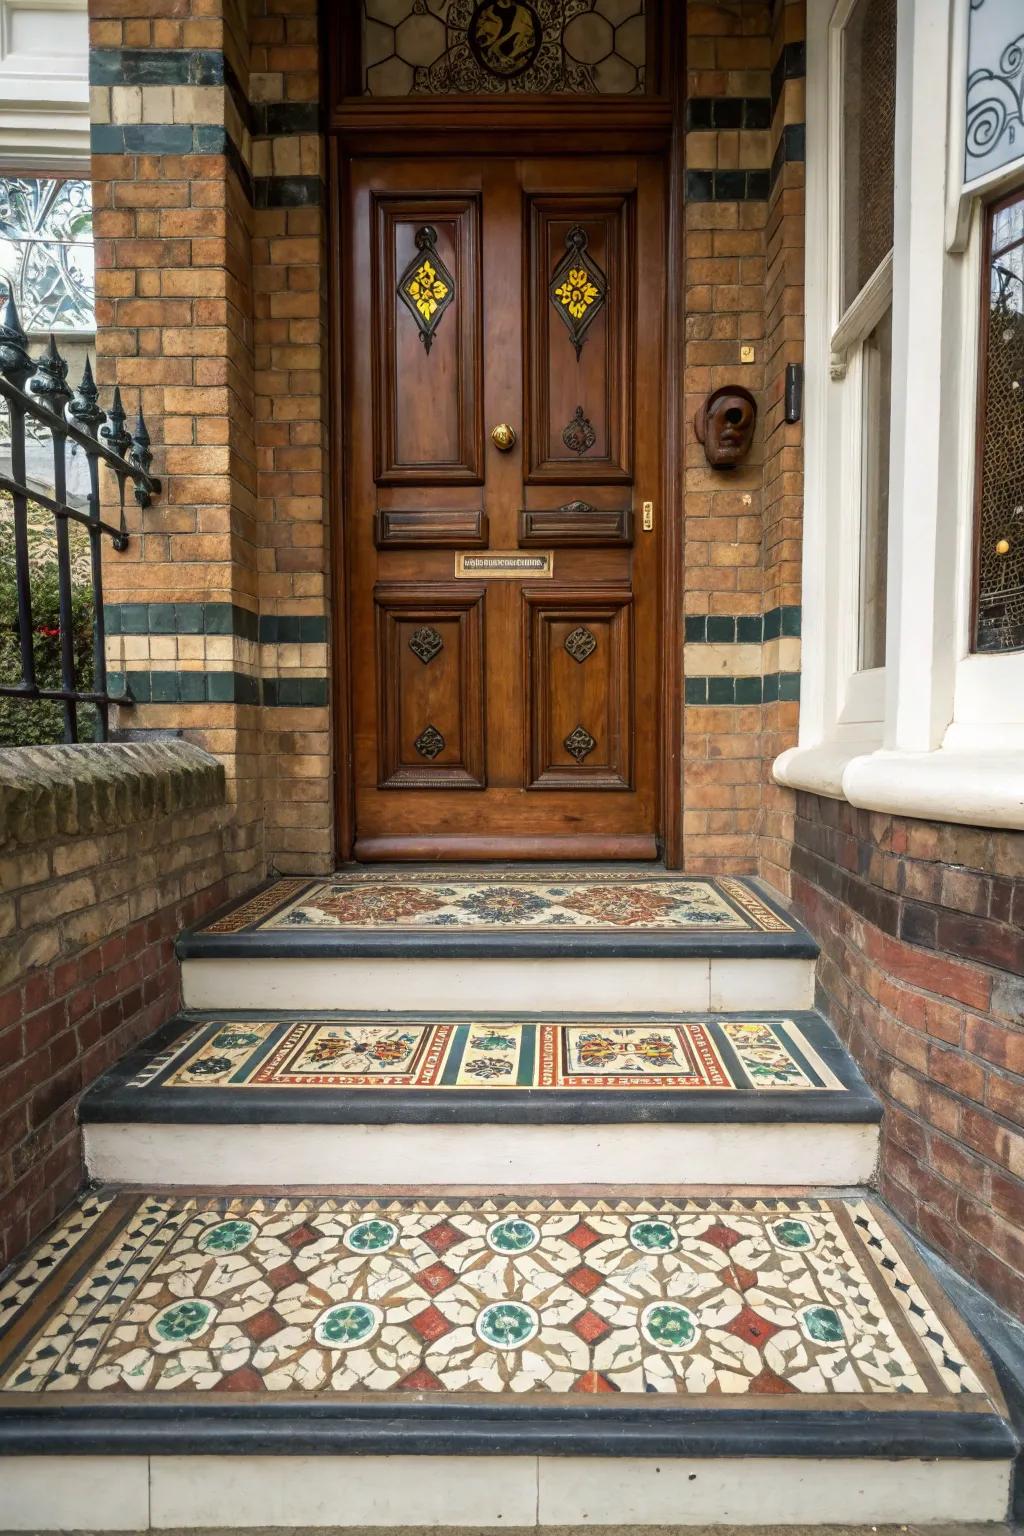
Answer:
[965,0,1024,186]
[974,190,1024,654]
[362,1,647,97]
[0,177,94,334]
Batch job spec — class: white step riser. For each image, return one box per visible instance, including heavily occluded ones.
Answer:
[83,1119,880,1188]
[2,1453,1011,1530]
[181,954,817,1013]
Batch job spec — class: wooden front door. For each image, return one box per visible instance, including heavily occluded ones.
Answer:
[345,153,664,861]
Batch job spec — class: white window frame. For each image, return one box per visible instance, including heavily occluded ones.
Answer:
[775,0,1024,829]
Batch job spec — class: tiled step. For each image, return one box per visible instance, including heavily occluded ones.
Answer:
[178,870,818,1012]
[0,1187,1016,1530]
[80,1010,880,1186]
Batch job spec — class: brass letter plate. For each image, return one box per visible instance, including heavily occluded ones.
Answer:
[455,551,553,579]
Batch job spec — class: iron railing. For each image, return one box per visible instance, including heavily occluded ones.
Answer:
[0,293,160,742]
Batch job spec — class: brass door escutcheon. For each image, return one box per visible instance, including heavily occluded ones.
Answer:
[490,422,517,452]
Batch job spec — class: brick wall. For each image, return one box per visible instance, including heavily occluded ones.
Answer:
[792,792,1024,1320]
[88,0,331,875]
[682,0,805,874]
[0,741,252,1270]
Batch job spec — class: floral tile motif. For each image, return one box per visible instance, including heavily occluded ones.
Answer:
[201,872,794,936]
[0,1194,995,1411]
[133,1017,843,1093]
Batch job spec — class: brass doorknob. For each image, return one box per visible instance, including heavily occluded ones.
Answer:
[490,423,517,451]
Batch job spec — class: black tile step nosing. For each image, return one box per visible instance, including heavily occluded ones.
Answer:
[177,928,820,960]
[0,1404,1015,1460]
[79,1010,882,1127]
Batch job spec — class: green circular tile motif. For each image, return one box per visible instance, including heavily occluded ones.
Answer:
[150,1299,215,1344]
[801,1305,845,1344]
[314,1302,382,1349]
[211,1030,261,1049]
[640,1301,698,1353]
[198,1219,257,1254]
[629,1220,678,1253]
[772,1219,813,1249]
[487,1218,540,1254]
[344,1219,399,1253]
[475,1301,540,1350]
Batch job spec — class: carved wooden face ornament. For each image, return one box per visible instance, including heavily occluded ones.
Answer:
[694,386,758,468]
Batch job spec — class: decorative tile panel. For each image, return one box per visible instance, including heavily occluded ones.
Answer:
[126,1016,844,1093]
[0,1193,995,1409]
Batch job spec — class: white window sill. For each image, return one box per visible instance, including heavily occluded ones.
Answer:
[773,741,1024,830]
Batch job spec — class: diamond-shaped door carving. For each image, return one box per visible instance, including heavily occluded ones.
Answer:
[397,225,455,355]
[550,225,607,361]
[409,625,443,664]
[414,724,446,760]
[564,725,596,763]
[564,626,597,663]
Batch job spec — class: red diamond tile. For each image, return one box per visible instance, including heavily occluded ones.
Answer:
[410,1304,453,1342]
[571,1307,611,1344]
[725,1304,781,1347]
[749,1365,798,1394]
[284,1223,319,1251]
[415,1260,458,1296]
[733,1264,759,1292]
[213,1366,266,1392]
[243,1306,286,1343]
[565,1263,603,1297]
[421,1219,465,1255]
[398,1365,445,1392]
[267,1260,303,1291]
[572,1369,619,1394]
[565,1220,601,1252]
[703,1223,743,1252]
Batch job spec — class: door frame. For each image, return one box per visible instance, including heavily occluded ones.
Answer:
[323,4,687,867]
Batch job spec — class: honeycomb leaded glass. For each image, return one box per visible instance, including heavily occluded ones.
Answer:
[362,1,647,97]
[841,0,896,310]
[974,190,1024,654]
[0,178,94,334]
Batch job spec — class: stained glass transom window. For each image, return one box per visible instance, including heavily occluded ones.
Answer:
[974,191,1024,654]
[965,0,1024,185]
[362,1,647,97]
[0,178,94,334]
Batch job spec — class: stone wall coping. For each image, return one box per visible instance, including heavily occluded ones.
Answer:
[0,740,226,853]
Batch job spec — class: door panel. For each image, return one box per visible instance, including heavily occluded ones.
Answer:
[374,584,485,791]
[372,197,483,484]
[526,195,633,483]
[346,154,664,861]
[524,588,633,791]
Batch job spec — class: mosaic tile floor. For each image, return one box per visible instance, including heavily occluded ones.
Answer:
[199,872,795,937]
[127,1016,843,1092]
[0,1191,1000,1413]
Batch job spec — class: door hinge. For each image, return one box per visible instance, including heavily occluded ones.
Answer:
[642,500,654,532]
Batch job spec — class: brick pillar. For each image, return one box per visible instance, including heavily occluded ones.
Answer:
[681,2,773,873]
[249,0,332,872]
[88,0,331,875]
[760,0,806,894]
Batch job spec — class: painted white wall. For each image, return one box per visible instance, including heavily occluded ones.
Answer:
[0,0,89,170]
[775,0,1024,830]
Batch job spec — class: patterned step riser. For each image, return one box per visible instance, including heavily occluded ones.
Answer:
[181,955,817,1013]
[83,1120,880,1188]
[1,1453,1013,1530]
